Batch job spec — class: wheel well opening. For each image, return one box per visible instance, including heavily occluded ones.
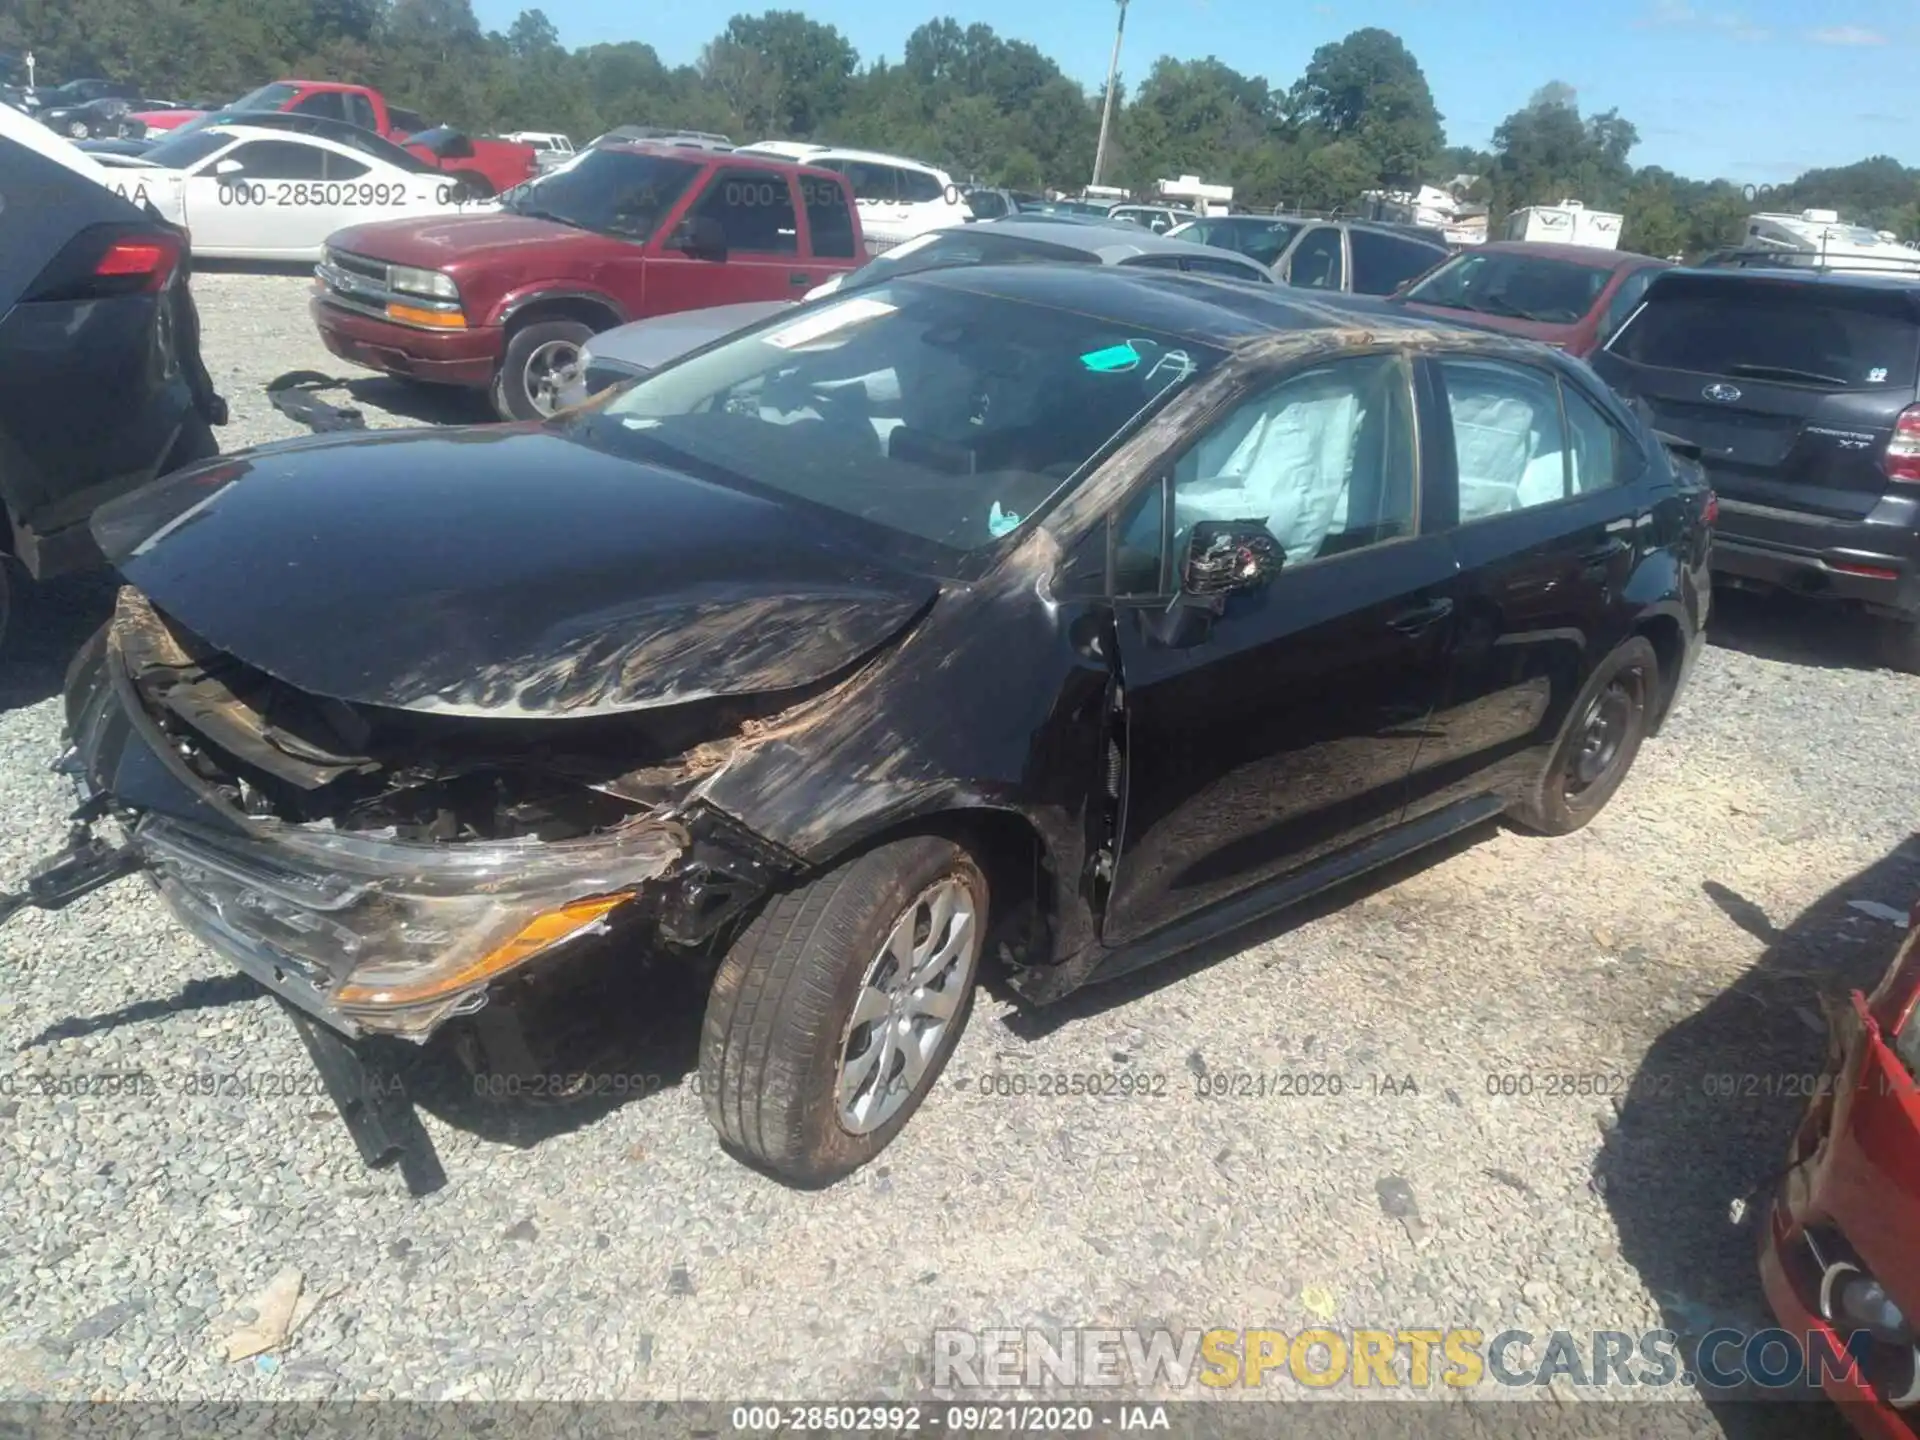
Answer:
[1636,614,1686,734]
[506,297,618,337]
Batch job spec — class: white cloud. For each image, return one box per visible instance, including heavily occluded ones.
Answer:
[1808,25,1887,45]
[1636,1,1768,40]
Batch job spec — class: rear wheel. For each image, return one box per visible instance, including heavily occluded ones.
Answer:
[492,319,594,421]
[1510,637,1658,836]
[1879,615,1920,675]
[700,834,987,1185]
[67,120,90,139]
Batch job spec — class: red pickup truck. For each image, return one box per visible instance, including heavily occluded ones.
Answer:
[133,81,537,195]
[311,143,866,419]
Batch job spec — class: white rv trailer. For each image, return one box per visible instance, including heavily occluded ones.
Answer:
[1503,199,1622,250]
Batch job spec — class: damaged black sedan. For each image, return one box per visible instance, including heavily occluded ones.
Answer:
[3,266,1712,1185]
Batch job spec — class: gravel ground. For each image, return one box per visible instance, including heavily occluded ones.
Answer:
[1,271,1917,1429]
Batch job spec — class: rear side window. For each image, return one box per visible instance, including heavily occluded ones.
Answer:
[1611,285,1920,390]
[346,93,379,131]
[221,140,327,180]
[898,168,945,204]
[1349,230,1444,295]
[801,175,856,259]
[825,160,897,203]
[1287,227,1345,291]
[323,151,369,181]
[290,91,348,122]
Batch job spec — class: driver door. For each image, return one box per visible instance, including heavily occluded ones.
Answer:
[1102,350,1463,946]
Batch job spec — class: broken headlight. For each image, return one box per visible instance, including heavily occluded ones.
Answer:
[139,817,684,1038]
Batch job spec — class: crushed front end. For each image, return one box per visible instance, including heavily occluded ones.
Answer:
[4,587,802,1187]
[1760,904,1920,1437]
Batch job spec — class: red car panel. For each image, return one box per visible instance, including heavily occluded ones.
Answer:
[1396,241,1673,358]
[1762,913,1920,1437]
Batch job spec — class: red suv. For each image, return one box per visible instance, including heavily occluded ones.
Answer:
[311,143,864,419]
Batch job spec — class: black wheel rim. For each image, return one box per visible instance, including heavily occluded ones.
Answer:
[1564,671,1642,798]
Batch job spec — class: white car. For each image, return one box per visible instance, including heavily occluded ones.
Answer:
[89,121,482,260]
[728,141,967,254]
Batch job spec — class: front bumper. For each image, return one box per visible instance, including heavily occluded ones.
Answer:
[36,622,687,1044]
[310,295,501,389]
[1712,495,1920,618]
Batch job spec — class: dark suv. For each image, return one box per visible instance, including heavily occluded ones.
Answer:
[1591,267,1920,670]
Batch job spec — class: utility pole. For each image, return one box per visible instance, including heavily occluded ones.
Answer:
[1091,0,1128,189]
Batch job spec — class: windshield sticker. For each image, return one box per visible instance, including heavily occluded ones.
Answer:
[1869,367,1889,384]
[988,501,1022,537]
[760,296,897,350]
[1080,343,1140,373]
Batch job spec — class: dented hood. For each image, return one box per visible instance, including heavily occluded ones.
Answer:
[91,427,937,718]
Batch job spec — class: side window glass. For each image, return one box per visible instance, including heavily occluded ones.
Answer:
[1440,359,1569,520]
[1121,254,1187,272]
[1563,384,1634,493]
[898,168,944,204]
[838,163,897,203]
[693,169,798,254]
[290,92,348,122]
[1164,353,1416,573]
[222,141,327,180]
[1111,476,1171,597]
[323,151,370,180]
[347,94,379,130]
[801,174,857,259]
[1287,227,1344,291]
[1351,231,1444,295]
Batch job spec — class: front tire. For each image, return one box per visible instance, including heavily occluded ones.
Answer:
[67,120,90,139]
[492,319,594,421]
[1509,636,1658,836]
[700,834,987,1185]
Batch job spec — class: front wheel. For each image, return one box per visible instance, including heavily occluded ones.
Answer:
[492,319,595,421]
[700,834,987,1185]
[67,120,90,139]
[1509,636,1658,836]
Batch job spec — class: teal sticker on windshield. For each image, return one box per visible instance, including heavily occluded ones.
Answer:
[988,501,1022,537]
[1079,343,1139,373]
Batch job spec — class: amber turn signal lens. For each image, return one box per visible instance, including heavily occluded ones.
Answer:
[386,302,467,329]
[335,891,634,1008]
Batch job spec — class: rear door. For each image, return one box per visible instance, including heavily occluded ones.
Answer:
[1349,229,1448,296]
[1596,272,1919,523]
[797,172,860,283]
[1405,355,1647,811]
[1282,225,1345,291]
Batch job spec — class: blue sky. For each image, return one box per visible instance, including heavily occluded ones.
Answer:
[472,0,1918,184]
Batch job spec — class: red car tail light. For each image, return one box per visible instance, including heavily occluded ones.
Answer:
[1884,405,1920,485]
[22,224,183,304]
[1703,490,1719,527]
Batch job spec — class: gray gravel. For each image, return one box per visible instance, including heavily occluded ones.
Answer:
[0,272,1914,1427]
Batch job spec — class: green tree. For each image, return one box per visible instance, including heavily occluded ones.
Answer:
[1293,27,1443,185]
[722,9,856,136]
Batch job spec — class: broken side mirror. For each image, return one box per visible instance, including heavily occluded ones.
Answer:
[1178,519,1282,611]
[669,215,728,261]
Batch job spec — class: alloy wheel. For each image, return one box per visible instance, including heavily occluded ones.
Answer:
[835,875,980,1135]
[522,339,581,417]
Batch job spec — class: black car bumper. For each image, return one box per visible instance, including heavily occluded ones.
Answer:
[1711,495,1920,618]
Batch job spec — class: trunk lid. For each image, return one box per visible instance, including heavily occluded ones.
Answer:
[1594,272,1920,520]
[90,427,938,719]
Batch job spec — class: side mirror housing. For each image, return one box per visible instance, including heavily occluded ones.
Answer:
[213,158,244,176]
[1180,520,1282,606]
[669,214,727,260]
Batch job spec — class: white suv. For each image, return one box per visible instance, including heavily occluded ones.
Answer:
[730,142,967,253]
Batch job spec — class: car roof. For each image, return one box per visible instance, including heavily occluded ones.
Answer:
[901,261,1496,349]
[1461,241,1666,270]
[598,140,844,179]
[745,142,947,175]
[1648,264,1920,301]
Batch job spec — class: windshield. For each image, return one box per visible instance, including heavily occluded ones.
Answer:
[590,278,1223,559]
[228,83,298,112]
[1407,251,1611,323]
[504,149,701,238]
[1610,288,1920,390]
[140,129,234,171]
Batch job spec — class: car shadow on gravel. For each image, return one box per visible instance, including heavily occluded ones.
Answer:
[1597,834,1920,1439]
[1706,586,1887,672]
[994,823,1494,1040]
[0,570,117,713]
[343,376,496,428]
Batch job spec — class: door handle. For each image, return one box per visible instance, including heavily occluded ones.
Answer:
[1387,597,1454,635]
[1578,538,1629,565]
[789,272,811,285]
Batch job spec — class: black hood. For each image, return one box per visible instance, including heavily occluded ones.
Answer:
[91,427,937,718]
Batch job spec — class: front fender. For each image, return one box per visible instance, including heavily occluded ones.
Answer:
[489,285,628,331]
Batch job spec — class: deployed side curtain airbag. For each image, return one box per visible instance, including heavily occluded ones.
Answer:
[1445,367,1571,520]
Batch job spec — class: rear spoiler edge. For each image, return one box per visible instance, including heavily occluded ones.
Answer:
[1652,429,1703,464]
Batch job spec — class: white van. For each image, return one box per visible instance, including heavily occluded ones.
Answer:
[505,131,574,156]
[729,142,967,253]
